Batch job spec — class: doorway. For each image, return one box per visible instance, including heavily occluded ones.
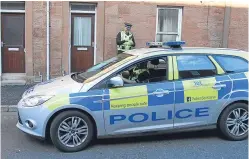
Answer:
[1,13,25,73]
[71,14,95,72]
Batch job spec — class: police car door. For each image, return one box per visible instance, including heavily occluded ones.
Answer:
[103,56,175,135]
[173,55,232,128]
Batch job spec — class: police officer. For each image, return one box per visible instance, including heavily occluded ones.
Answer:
[120,61,150,84]
[116,22,136,54]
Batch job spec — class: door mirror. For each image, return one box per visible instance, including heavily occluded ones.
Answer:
[108,76,124,88]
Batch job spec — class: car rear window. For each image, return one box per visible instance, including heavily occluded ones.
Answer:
[176,55,217,79]
[213,55,248,73]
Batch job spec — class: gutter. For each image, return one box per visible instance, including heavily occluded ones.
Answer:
[46,0,50,80]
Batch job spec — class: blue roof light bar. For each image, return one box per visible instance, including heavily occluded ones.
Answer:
[163,41,186,49]
[146,41,186,49]
[146,42,163,48]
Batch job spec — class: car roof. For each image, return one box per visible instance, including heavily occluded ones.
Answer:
[124,47,249,60]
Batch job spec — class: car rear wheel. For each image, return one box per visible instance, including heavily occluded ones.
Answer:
[218,103,248,141]
[50,110,94,152]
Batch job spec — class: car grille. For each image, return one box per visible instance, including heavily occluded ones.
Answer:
[17,111,23,125]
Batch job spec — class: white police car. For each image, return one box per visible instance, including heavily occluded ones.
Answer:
[17,41,248,152]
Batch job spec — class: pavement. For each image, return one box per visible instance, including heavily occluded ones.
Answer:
[1,85,34,111]
[1,85,33,105]
[1,86,248,159]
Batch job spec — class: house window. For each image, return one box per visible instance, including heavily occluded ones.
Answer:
[1,1,25,11]
[156,7,182,42]
[70,3,96,13]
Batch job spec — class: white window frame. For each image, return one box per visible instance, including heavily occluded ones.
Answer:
[155,7,182,42]
[0,10,25,13]
[70,3,96,14]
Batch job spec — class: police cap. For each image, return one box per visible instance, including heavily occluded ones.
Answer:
[124,22,132,27]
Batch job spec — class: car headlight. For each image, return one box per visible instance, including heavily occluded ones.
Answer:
[23,95,53,107]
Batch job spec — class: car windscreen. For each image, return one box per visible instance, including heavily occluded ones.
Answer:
[73,53,135,82]
[85,56,118,72]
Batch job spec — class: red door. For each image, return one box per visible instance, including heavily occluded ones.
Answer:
[1,13,25,73]
[71,14,95,72]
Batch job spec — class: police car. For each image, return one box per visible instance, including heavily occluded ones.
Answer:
[17,41,248,152]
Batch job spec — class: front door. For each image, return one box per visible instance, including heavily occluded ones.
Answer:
[103,56,175,135]
[71,14,95,72]
[1,13,25,73]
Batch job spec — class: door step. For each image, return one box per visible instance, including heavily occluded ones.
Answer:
[2,73,26,80]
[1,79,26,86]
[1,73,27,86]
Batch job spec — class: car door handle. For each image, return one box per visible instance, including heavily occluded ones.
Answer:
[212,84,226,90]
[93,100,102,103]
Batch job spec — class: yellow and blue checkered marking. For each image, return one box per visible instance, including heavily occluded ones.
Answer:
[147,82,174,106]
[175,75,232,104]
[69,89,103,111]
[229,72,248,91]
[109,85,148,109]
[104,82,174,110]
[61,82,175,111]
[45,72,247,112]
[229,72,248,99]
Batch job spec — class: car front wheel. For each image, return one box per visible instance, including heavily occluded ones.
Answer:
[218,103,248,141]
[50,110,94,152]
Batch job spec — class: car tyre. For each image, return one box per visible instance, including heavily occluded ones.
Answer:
[218,103,248,141]
[50,110,94,152]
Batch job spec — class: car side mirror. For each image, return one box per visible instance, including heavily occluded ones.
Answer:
[107,76,124,88]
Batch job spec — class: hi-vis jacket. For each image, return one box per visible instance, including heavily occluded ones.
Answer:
[116,31,136,53]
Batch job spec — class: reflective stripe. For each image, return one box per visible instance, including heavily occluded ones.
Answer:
[168,56,173,80]
[131,68,148,80]
[208,56,225,74]
[117,31,134,52]
[46,94,70,111]
[109,86,148,109]
[172,56,179,80]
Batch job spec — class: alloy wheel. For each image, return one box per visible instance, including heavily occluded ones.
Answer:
[226,108,248,136]
[58,116,88,147]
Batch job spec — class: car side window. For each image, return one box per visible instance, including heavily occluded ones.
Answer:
[176,55,217,79]
[90,57,169,90]
[213,55,248,73]
[117,57,168,86]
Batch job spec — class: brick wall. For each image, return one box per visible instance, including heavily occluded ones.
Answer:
[25,1,33,78]
[29,2,248,81]
[104,2,157,60]
[228,7,248,51]
[103,1,248,59]
[32,1,47,80]
[182,5,225,47]
[50,1,63,78]
[32,1,64,80]
[103,2,227,59]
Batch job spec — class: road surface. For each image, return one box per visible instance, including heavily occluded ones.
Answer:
[1,112,248,159]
